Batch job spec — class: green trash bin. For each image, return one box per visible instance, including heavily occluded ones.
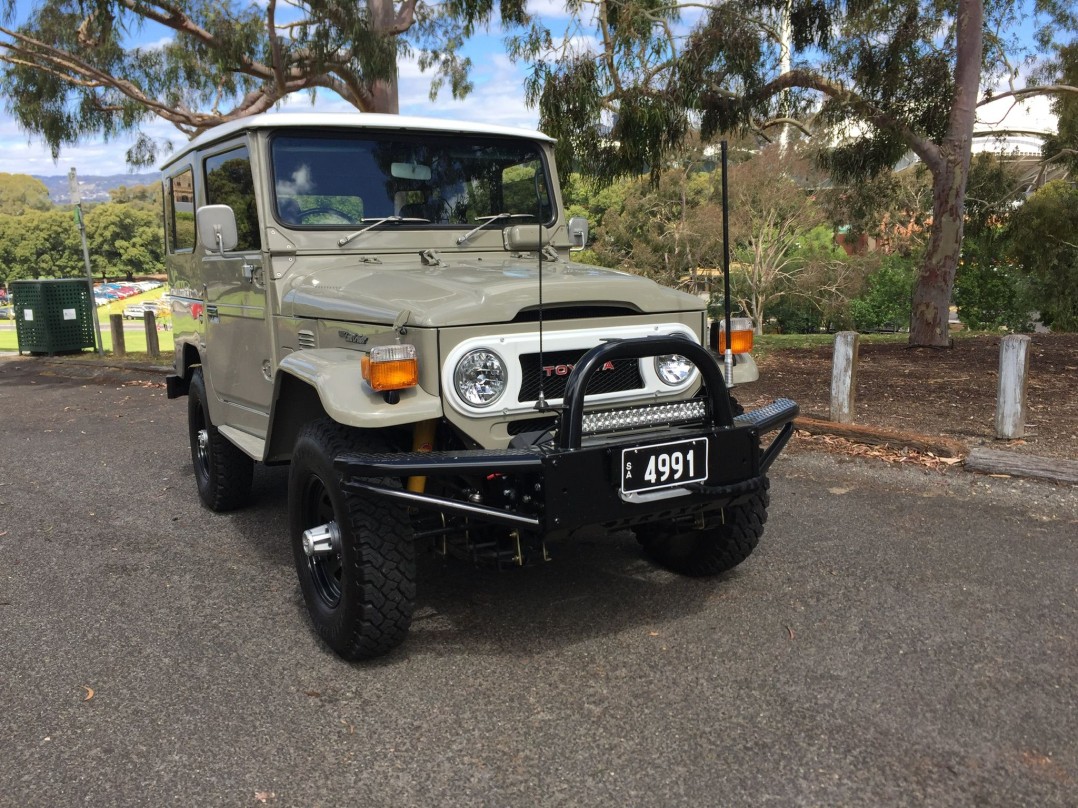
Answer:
[12,278,97,356]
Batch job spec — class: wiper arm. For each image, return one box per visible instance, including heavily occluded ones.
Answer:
[337,215,429,247]
[456,213,533,246]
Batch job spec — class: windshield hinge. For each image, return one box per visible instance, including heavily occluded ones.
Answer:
[420,249,443,266]
[359,256,383,264]
[541,245,560,262]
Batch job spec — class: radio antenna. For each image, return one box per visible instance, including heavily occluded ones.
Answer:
[721,140,734,386]
[535,171,548,411]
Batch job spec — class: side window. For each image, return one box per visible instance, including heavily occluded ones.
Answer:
[205,146,259,251]
[167,168,196,253]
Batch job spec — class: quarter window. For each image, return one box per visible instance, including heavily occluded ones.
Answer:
[166,168,195,252]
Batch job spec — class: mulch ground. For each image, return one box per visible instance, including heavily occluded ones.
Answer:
[741,333,1078,462]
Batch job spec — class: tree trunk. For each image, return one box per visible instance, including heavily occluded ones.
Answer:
[908,0,983,347]
[909,156,965,346]
[366,0,401,113]
[368,78,399,113]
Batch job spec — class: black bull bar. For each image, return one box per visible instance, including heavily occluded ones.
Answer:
[336,337,798,534]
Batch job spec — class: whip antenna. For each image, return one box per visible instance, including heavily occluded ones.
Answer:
[535,169,548,411]
[721,140,734,386]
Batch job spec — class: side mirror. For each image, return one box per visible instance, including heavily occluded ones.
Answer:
[568,216,589,250]
[196,204,238,253]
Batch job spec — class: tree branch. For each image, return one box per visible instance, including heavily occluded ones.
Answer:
[754,68,942,171]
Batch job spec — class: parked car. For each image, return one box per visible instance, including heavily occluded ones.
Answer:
[123,304,153,319]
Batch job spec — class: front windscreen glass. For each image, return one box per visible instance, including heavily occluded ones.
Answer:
[269,130,553,228]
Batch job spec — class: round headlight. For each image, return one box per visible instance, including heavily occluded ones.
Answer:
[655,353,695,386]
[454,349,507,407]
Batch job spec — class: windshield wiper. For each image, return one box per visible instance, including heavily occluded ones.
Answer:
[337,215,430,247]
[455,213,533,246]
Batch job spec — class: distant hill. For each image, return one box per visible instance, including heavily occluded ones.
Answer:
[33,173,161,204]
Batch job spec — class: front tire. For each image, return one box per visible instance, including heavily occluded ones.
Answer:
[288,419,415,660]
[636,478,769,576]
[188,367,253,511]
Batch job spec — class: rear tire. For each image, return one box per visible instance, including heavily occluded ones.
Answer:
[288,419,415,660]
[188,367,253,511]
[637,478,769,576]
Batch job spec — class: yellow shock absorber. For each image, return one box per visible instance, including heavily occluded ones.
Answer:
[407,419,437,493]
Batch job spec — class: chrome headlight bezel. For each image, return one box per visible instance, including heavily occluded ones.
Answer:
[654,353,696,386]
[453,348,508,408]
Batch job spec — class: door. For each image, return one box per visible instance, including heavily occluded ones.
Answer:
[200,144,273,435]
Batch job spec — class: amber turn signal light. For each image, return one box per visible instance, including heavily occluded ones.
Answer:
[362,344,418,391]
[717,317,754,353]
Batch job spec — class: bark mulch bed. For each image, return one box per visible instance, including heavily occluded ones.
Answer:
[741,333,1078,463]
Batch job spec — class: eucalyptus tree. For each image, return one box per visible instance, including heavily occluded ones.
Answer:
[519,0,1077,346]
[0,0,528,166]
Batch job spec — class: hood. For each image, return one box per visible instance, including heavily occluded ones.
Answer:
[281,256,704,327]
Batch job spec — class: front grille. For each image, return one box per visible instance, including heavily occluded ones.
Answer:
[518,349,644,402]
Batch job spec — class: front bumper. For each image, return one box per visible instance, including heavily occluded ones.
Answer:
[336,337,797,535]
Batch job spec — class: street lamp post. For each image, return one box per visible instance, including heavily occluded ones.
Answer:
[69,168,105,356]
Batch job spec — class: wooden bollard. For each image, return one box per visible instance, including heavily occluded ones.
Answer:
[996,334,1031,439]
[109,313,126,357]
[830,331,860,423]
[144,311,160,359]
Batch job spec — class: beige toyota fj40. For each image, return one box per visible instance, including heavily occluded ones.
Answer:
[162,113,797,660]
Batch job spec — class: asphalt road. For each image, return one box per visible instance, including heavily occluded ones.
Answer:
[1,357,1076,807]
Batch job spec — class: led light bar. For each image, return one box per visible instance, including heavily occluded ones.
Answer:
[582,400,708,435]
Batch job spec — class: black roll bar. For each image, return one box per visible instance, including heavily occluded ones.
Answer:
[558,337,734,449]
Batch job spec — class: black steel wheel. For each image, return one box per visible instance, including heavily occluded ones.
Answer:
[636,478,769,577]
[187,367,253,511]
[288,419,415,660]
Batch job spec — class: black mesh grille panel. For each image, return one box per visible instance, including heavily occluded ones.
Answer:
[518,349,644,402]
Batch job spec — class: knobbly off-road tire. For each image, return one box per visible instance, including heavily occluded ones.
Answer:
[188,367,253,511]
[637,478,769,577]
[288,419,416,660]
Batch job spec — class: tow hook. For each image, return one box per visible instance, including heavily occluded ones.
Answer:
[302,522,340,557]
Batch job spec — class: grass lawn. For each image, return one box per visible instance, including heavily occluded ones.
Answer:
[753,331,909,357]
[0,327,174,357]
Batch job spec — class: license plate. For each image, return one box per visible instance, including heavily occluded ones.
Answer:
[620,437,709,495]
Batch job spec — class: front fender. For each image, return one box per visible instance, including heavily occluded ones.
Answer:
[264,349,443,464]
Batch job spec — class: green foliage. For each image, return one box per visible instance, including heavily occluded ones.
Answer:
[0,209,83,284]
[587,167,723,286]
[766,295,824,334]
[85,203,164,278]
[953,253,1034,331]
[1006,180,1078,331]
[0,198,163,286]
[109,182,161,211]
[952,154,1035,331]
[848,254,916,331]
[0,173,52,215]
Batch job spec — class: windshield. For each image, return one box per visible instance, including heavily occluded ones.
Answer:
[269,130,554,229]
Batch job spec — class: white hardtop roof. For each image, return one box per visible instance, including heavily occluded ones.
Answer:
[160,112,554,169]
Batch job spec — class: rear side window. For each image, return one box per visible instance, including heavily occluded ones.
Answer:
[166,168,195,253]
[205,146,259,251]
